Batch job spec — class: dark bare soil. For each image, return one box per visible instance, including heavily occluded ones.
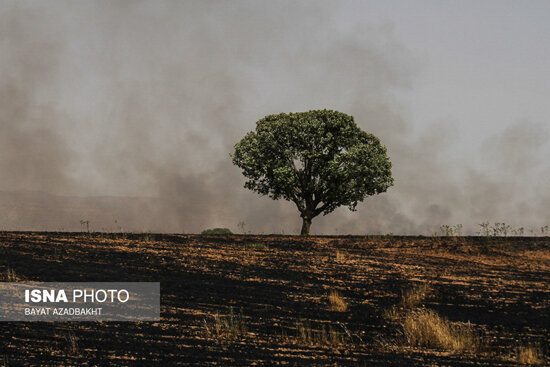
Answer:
[0,232,549,366]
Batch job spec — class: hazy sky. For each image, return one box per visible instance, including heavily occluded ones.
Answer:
[1,1,549,234]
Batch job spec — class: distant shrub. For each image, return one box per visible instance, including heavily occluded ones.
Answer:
[244,243,268,250]
[201,228,233,235]
[440,224,462,236]
[477,222,523,237]
[141,233,156,242]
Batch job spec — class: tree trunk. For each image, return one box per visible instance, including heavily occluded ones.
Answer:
[300,217,312,236]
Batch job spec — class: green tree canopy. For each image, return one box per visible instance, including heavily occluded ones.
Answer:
[232,110,393,235]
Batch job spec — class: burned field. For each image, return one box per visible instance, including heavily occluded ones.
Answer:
[0,232,548,366]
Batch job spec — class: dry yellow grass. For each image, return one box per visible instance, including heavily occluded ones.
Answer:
[335,250,346,262]
[328,290,348,312]
[383,283,433,322]
[383,305,402,322]
[64,331,80,356]
[400,283,433,309]
[402,308,479,353]
[244,243,269,250]
[0,267,18,282]
[515,345,544,365]
[295,321,345,346]
[203,308,247,339]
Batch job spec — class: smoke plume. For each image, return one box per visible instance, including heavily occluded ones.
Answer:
[1,1,548,234]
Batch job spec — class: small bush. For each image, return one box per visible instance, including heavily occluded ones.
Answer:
[402,308,479,353]
[201,228,233,235]
[515,345,544,365]
[328,291,348,312]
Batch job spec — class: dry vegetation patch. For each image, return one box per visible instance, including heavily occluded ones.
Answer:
[384,282,433,322]
[63,331,80,357]
[0,267,18,282]
[0,233,548,365]
[335,249,346,262]
[514,345,545,365]
[328,290,348,312]
[400,283,433,309]
[294,321,347,346]
[402,308,480,353]
[244,243,269,250]
[203,308,248,339]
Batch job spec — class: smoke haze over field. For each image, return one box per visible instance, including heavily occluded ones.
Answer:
[1,1,550,234]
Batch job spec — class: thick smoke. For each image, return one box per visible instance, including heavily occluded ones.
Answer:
[0,4,76,195]
[0,1,548,234]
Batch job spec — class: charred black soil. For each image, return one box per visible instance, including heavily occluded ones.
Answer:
[0,232,548,366]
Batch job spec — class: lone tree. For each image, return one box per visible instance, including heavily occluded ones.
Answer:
[232,110,393,235]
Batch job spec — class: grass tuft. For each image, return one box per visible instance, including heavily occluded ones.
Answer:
[514,345,544,365]
[384,283,433,322]
[383,305,402,322]
[400,283,433,309]
[0,267,19,282]
[328,290,348,312]
[64,331,80,356]
[203,308,247,339]
[335,250,346,262]
[402,308,479,353]
[294,321,346,346]
[244,243,269,250]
